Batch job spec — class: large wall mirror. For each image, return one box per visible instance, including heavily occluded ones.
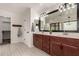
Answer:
[39,3,78,32]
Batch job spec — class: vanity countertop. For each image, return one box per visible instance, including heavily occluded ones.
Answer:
[33,32,79,39]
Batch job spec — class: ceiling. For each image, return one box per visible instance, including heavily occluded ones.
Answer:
[0,3,59,14]
[36,3,60,14]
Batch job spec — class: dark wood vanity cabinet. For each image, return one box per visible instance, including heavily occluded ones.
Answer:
[33,34,42,50]
[33,34,50,53]
[62,38,79,56]
[50,36,63,56]
[50,41,63,56]
[62,44,79,56]
[42,35,50,54]
[50,37,79,56]
[33,34,79,56]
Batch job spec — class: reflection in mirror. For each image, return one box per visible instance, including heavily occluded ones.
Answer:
[63,21,77,31]
[33,20,39,32]
[50,20,77,32]
[39,3,77,32]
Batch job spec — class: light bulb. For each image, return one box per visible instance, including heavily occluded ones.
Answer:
[60,10,62,12]
[63,7,66,11]
[59,8,62,12]
[36,26,38,29]
[66,3,70,10]
[35,17,39,20]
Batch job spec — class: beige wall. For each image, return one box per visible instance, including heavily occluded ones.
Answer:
[22,8,39,47]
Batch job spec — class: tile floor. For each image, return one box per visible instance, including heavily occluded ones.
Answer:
[0,42,49,56]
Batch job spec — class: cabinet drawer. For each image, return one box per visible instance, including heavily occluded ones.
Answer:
[62,38,79,47]
[50,36,63,43]
[62,44,79,56]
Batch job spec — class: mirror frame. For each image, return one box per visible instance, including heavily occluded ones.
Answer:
[39,19,79,33]
[38,3,79,33]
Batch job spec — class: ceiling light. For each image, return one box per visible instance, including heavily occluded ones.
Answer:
[58,3,76,12]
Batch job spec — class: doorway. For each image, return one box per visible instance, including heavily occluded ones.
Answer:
[0,16,11,44]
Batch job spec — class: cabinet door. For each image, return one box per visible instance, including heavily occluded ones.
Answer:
[42,35,50,54]
[33,34,42,50]
[50,41,63,56]
[50,36,63,56]
[63,44,79,56]
[33,34,37,47]
[37,35,42,50]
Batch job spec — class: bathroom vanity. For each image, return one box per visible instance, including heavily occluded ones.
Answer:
[33,3,79,56]
[33,33,79,56]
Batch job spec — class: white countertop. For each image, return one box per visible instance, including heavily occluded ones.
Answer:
[33,32,79,39]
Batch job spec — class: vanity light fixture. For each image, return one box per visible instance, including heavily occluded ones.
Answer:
[58,3,77,24]
[40,12,48,17]
[36,26,38,29]
[58,3,76,12]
